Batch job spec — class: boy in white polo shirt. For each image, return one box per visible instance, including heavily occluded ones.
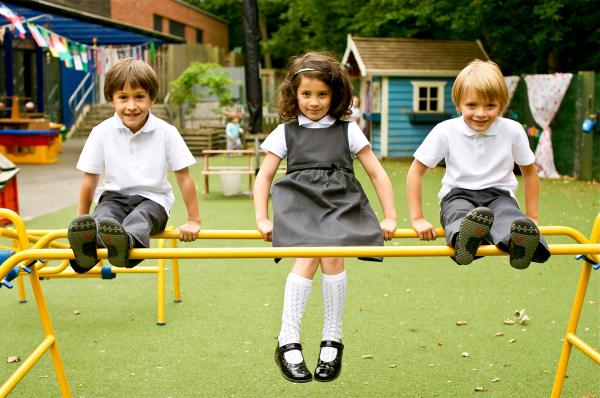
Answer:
[67,58,201,272]
[406,59,550,269]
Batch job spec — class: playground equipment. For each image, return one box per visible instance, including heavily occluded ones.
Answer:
[0,227,269,325]
[0,96,63,164]
[0,208,598,397]
[0,210,69,398]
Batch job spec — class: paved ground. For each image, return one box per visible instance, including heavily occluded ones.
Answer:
[14,138,86,220]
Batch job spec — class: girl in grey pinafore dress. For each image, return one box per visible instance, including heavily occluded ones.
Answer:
[254,52,397,384]
[272,120,383,252]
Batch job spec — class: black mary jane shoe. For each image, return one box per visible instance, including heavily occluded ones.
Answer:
[274,343,313,383]
[314,340,344,382]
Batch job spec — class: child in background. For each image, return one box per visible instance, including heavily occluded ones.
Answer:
[225,115,242,151]
[349,95,361,125]
[406,59,550,269]
[68,58,201,272]
[254,52,397,383]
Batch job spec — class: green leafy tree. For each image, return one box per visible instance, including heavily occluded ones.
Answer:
[170,62,233,112]
[260,0,354,65]
[186,0,600,74]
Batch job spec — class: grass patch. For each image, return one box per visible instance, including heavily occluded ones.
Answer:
[1,159,599,397]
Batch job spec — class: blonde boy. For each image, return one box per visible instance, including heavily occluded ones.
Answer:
[68,58,201,272]
[406,59,550,269]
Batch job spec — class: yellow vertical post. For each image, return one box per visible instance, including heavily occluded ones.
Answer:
[27,266,72,397]
[171,238,182,302]
[16,271,27,303]
[157,239,165,326]
[11,238,28,303]
[551,261,592,397]
[551,214,600,397]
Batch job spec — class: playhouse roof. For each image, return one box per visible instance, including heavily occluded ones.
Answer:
[342,35,489,77]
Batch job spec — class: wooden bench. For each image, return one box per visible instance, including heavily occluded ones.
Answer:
[201,149,256,196]
[201,149,286,196]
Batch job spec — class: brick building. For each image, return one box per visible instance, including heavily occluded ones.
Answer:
[44,0,229,50]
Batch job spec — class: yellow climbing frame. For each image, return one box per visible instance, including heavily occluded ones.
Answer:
[0,209,598,397]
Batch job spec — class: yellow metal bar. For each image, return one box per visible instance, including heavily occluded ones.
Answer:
[39,266,159,278]
[2,244,599,275]
[4,225,589,242]
[37,259,71,275]
[0,335,56,398]
[157,239,166,325]
[171,239,182,302]
[566,333,600,364]
[0,228,69,248]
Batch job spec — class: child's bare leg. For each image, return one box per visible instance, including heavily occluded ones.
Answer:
[290,257,320,279]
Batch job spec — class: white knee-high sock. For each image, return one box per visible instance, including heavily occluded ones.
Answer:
[320,270,347,362]
[278,273,312,364]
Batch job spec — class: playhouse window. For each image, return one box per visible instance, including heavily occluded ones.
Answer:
[411,81,446,113]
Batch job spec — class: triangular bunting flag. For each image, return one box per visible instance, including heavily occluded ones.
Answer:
[0,3,26,38]
[27,23,48,48]
[39,27,59,57]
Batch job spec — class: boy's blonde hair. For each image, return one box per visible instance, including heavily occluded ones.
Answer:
[104,58,159,101]
[452,59,508,111]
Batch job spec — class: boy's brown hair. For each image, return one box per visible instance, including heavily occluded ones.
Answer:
[103,58,159,101]
[452,59,508,111]
[277,52,352,121]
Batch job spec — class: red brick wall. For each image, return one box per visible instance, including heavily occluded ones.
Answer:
[45,0,111,17]
[110,0,229,50]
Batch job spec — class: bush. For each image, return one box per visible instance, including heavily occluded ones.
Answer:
[169,62,234,113]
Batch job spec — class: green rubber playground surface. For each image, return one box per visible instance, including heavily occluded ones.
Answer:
[1,159,599,397]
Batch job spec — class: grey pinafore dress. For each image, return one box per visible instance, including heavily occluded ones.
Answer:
[271,120,383,260]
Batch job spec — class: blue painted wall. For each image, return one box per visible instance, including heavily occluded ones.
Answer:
[372,77,457,158]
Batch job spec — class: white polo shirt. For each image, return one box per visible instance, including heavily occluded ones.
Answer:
[413,116,535,201]
[260,114,370,159]
[77,112,196,214]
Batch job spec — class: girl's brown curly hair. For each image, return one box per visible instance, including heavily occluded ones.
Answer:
[277,52,352,122]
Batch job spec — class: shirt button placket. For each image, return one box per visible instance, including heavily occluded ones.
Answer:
[476,135,484,166]
[129,136,138,167]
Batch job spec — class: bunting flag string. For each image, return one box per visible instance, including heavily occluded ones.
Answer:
[0,1,159,72]
[0,2,25,38]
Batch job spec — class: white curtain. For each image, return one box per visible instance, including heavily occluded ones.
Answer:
[524,73,573,178]
[504,76,520,105]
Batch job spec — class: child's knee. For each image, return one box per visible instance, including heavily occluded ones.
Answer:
[320,257,344,274]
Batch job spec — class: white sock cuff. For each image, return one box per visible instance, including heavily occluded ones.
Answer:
[287,272,313,287]
[321,270,347,283]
